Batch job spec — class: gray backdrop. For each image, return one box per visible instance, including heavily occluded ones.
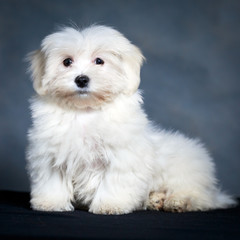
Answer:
[0,0,239,195]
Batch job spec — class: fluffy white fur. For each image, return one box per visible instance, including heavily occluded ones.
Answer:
[26,25,235,214]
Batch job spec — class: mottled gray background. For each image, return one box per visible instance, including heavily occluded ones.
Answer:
[0,0,239,195]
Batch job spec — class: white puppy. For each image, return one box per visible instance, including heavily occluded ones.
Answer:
[26,25,235,214]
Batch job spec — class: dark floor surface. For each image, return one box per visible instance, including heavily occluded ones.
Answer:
[0,191,239,240]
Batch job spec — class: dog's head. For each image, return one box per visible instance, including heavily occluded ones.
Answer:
[27,25,144,109]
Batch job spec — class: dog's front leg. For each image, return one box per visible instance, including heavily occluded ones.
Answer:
[29,166,74,212]
[89,150,150,215]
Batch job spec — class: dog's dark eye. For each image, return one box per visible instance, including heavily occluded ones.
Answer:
[95,58,104,65]
[63,58,73,67]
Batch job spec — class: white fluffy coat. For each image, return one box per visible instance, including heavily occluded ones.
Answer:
[26,25,235,214]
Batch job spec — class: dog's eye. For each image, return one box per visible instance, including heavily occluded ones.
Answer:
[63,58,73,67]
[94,58,104,65]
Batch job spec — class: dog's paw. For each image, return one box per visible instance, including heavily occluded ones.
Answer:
[89,203,132,215]
[31,198,74,212]
[147,191,166,210]
[163,195,192,212]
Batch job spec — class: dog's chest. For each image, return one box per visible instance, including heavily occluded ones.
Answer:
[60,111,109,204]
[31,102,112,205]
[51,110,108,169]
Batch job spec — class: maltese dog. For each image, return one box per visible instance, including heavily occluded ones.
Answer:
[26,25,235,214]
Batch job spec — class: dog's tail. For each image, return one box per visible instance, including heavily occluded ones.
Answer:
[215,191,237,209]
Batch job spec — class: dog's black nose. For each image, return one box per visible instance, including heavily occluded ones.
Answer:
[75,75,90,88]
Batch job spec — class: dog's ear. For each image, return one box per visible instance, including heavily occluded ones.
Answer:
[27,50,47,96]
[122,45,145,95]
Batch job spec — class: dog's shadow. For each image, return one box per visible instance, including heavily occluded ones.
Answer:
[0,190,91,214]
[0,190,31,210]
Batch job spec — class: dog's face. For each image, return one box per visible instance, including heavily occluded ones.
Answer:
[28,26,144,109]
